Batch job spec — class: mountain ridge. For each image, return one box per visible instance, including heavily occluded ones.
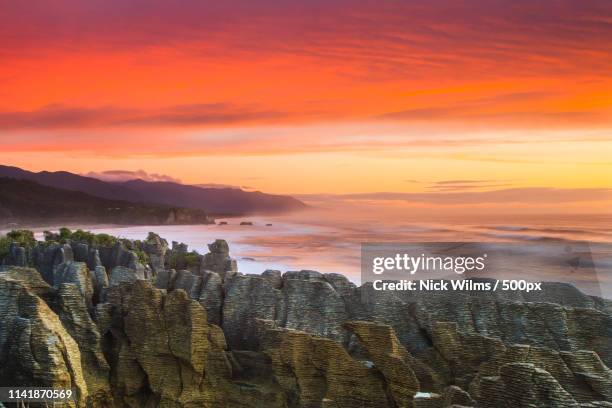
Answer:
[0,165,306,215]
[0,177,213,226]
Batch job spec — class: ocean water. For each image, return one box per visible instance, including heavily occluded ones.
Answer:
[55,207,612,298]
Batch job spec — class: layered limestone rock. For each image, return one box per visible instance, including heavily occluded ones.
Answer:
[1,234,148,288]
[154,267,177,290]
[155,266,224,325]
[478,362,578,407]
[0,265,55,298]
[96,241,148,280]
[55,283,114,406]
[261,327,392,407]
[1,265,245,408]
[101,280,237,407]
[202,239,237,278]
[222,270,350,350]
[109,265,145,287]
[425,321,612,405]
[561,350,612,401]
[173,269,204,298]
[142,232,168,273]
[352,282,612,362]
[4,242,27,266]
[35,242,74,284]
[0,272,89,407]
[92,265,109,303]
[441,385,475,406]
[344,321,420,404]
[152,238,612,406]
[1,233,611,408]
[281,271,349,340]
[53,261,94,310]
[198,270,224,325]
[222,273,282,349]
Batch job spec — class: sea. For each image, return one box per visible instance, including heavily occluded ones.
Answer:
[16,206,612,298]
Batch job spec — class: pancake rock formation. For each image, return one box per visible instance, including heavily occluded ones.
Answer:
[0,230,611,407]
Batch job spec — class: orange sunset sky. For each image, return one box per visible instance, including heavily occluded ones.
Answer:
[0,1,611,210]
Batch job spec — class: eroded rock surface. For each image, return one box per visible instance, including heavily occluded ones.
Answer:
[0,234,610,408]
[0,271,90,407]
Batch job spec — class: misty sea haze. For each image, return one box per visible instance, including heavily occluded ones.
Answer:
[29,205,612,299]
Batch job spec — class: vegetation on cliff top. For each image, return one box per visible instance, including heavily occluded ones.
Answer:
[0,229,36,258]
[0,227,204,270]
[42,227,118,247]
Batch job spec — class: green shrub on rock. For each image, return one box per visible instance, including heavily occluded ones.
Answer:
[0,236,10,259]
[0,230,37,260]
[134,249,149,265]
[93,233,117,247]
[42,228,117,247]
[184,252,201,268]
[59,227,72,241]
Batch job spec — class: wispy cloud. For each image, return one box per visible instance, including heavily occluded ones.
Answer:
[425,179,515,191]
[3,1,612,77]
[435,180,495,185]
[0,104,290,129]
[299,188,612,205]
[84,169,181,183]
[193,183,252,190]
[377,91,604,127]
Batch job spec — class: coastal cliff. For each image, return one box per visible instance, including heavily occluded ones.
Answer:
[0,230,611,407]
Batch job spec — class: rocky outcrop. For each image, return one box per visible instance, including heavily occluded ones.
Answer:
[101,280,235,406]
[55,283,114,406]
[1,267,242,407]
[40,242,75,282]
[4,242,27,266]
[2,241,74,283]
[0,265,55,298]
[344,321,420,405]
[478,362,578,407]
[98,242,147,278]
[198,270,224,325]
[109,265,145,287]
[53,261,94,310]
[441,385,475,406]
[201,239,237,279]
[0,271,90,407]
[142,232,168,273]
[423,321,612,406]
[260,326,392,407]
[220,270,351,350]
[222,273,282,349]
[0,233,610,408]
[92,265,109,303]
